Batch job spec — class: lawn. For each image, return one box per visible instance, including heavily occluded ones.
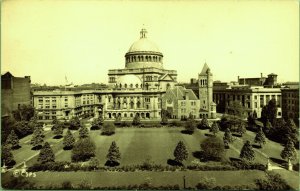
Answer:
[29,170,265,188]
[6,124,299,190]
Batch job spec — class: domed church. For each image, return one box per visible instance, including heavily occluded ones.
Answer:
[103,29,178,120]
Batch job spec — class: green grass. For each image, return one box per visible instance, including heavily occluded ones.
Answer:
[31,170,264,188]
[7,125,299,189]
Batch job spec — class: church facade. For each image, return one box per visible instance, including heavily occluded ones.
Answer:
[32,29,215,121]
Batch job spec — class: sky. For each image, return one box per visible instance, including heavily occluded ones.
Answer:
[1,0,299,85]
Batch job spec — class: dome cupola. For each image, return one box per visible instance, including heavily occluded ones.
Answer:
[125,29,163,69]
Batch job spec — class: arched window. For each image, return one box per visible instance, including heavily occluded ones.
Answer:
[141,56,144,61]
[130,101,134,109]
[146,113,150,118]
[124,113,127,118]
[130,84,133,88]
[136,84,139,88]
[146,83,149,90]
[120,83,122,88]
[125,84,127,88]
[146,56,148,61]
[166,83,171,90]
[130,113,133,117]
[137,101,141,108]
[138,56,140,61]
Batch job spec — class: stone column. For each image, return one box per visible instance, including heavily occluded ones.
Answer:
[288,159,293,171]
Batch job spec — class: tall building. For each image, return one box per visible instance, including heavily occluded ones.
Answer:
[198,63,216,118]
[281,85,299,124]
[1,72,31,117]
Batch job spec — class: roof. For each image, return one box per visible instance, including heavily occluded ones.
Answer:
[200,63,210,75]
[127,29,161,53]
[1,72,13,78]
[169,86,198,100]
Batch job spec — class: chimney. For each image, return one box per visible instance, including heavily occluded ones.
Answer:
[185,90,189,100]
[260,73,263,78]
[238,76,240,83]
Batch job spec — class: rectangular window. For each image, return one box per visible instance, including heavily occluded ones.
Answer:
[52,105,57,109]
[45,105,50,109]
[254,95,257,100]
[260,95,264,108]
[38,116,43,120]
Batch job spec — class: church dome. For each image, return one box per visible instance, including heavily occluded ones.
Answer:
[128,38,161,53]
[125,29,163,69]
[116,74,142,89]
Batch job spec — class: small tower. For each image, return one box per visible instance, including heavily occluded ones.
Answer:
[198,63,214,118]
[140,28,147,39]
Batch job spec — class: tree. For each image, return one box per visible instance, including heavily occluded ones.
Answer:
[286,118,298,146]
[253,110,258,119]
[31,126,44,149]
[261,99,278,126]
[114,115,122,125]
[240,140,255,162]
[106,141,121,166]
[266,99,277,126]
[12,104,35,121]
[201,136,225,161]
[63,129,75,150]
[101,123,116,136]
[5,130,20,149]
[52,123,63,138]
[280,138,297,162]
[198,116,210,129]
[223,128,233,147]
[71,137,96,162]
[91,118,101,130]
[132,114,141,126]
[254,127,266,148]
[210,122,219,136]
[237,121,246,136]
[247,113,256,130]
[89,157,99,170]
[79,126,89,139]
[69,117,81,130]
[1,145,15,166]
[161,114,168,125]
[264,119,272,134]
[37,142,55,164]
[227,101,245,118]
[173,141,188,164]
[184,115,196,134]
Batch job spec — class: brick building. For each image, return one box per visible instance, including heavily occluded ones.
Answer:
[1,72,31,117]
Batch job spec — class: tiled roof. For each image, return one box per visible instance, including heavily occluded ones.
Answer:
[170,86,198,100]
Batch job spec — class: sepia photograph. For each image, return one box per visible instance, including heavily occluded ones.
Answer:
[1,0,299,190]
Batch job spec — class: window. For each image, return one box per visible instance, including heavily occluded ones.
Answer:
[38,116,43,120]
[52,105,57,109]
[45,105,50,109]
[254,95,257,100]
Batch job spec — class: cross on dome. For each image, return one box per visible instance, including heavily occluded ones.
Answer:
[140,28,147,39]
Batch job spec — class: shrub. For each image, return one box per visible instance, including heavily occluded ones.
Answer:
[200,136,225,161]
[255,172,291,190]
[230,160,266,171]
[101,123,116,136]
[71,137,96,162]
[195,177,216,190]
[169,120,182,127]
[69,117,81,130]
[132,115,141,126]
